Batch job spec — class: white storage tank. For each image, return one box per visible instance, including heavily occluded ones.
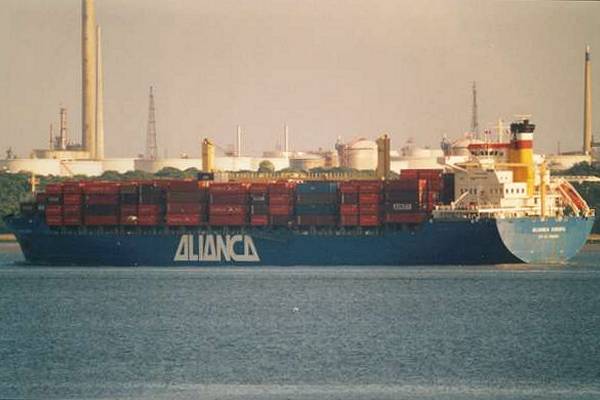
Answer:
[346,139,377,170]
[289,153,325,171]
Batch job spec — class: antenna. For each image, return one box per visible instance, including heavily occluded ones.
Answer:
[471,81,479,138]
[49,124,54,150]
[145,86,158,160]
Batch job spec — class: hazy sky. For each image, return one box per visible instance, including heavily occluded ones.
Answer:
[1,0,599,158]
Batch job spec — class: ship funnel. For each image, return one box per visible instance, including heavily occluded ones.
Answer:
[509,119,535,196]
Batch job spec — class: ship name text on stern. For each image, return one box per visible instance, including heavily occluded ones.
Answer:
[532,226,567,240]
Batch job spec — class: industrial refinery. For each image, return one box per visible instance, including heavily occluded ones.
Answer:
[0,0,597,177]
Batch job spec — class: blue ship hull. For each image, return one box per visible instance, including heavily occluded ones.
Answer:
[4,214,593,266]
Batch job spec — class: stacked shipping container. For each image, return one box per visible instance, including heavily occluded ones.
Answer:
[339,182,359,226]
[295,182,338,226]
[138,182,163,225]
[83,182,119,225]
[358,180,382,226]
[249,183,269,226]
[166,180,207,226]
[209,183,249,226]
[119,182,139,225]
[36,171,446,229]
[268,182,295,226]
[62,182,83,226]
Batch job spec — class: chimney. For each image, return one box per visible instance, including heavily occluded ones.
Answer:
[95,24,104,160]
[584,45,592,155]
[284,123,289,154]
[82,0,97,158]
[236,125,242,157]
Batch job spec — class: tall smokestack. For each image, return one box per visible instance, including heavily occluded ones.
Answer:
[584,45,592,155]
[236,125,242,157]
[95,25,104,160]
[82,0,97,158]
[284,123,289,153]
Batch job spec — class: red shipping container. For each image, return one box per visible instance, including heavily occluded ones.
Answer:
[137,215,162,226]
[152,180,172,189]
[340,193,358,204]
[210,204,247,216]
[166,214,203,226]
[339,215,359,226]
[209,183,249,195]
[359,181,382,193]
[359,203,380,215]
[84,215,119,225]
[428,179,442,191]
[251,215,269,226]
[412,169,443,178]
[167,190,207,203]
[63,216,82,226]
[63,205,82,215]
[85,194,119,205]
[270,215,293,226]
[45,205,62,216]
[119,182,139,193]
[46,216,63,226]
[339,182,359,193]
[166,203,204,214]
[83,182,120,194]
[385,179,419,191]
[45,183,63,194]
[168,180,199,192]
[63,194,83,205]
[250,183,269,193]
[296,215,337,226]
[359,214,380,226]
[269,204,292,216]
[210,193,248,205]
[120,205,138,215]
[340,204,359,215]
[400,169,419,178]
[269,194,292,205]
[209,214,247,226]
[425,191,439,208]
[268,182,295,194]
[384,213,427,224]
[62,182,83,194]
[359,193,380,204]
[138,205,162,216]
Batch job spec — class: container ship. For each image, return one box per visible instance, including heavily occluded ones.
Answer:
[4,119,595,266]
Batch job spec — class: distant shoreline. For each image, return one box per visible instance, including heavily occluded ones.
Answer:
[588,234,600,244]
[0,234,16,242]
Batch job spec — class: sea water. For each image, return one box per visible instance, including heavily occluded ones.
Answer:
[1,242,599,399]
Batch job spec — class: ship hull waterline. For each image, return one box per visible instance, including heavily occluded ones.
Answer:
[4,215,593,266]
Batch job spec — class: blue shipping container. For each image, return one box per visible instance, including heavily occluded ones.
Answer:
[296,182,339,194]
[296,203,338,215]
